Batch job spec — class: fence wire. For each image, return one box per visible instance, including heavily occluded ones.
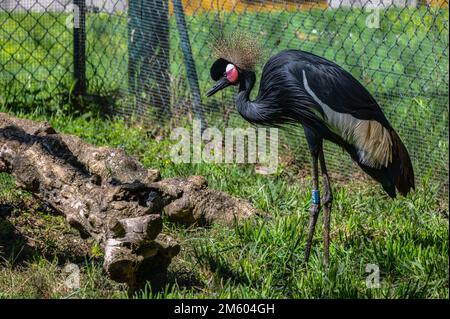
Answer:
[1,0,448,187]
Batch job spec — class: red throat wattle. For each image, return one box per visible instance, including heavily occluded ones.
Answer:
[226,64,239,84]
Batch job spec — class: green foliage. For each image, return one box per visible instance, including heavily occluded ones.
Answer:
[1,7,447,182]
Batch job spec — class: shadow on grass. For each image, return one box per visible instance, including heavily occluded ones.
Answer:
[195,247,250,286]
[0,208,35,265]
[0,202,94,267]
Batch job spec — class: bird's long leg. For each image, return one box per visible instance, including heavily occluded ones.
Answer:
[319,149,333,266]
[303,150,320,264]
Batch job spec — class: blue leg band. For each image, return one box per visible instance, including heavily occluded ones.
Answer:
[312,189,320,205]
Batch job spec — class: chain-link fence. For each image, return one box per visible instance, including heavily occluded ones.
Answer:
[1,0,448,186]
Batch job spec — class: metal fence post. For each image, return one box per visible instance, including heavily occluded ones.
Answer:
[172,0,205,124]
[128,0,171,118]
[73,0,86,97]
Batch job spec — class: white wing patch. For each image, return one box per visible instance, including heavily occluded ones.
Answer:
[302,70,392,168]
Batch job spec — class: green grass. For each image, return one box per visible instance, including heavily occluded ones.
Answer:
[1,8,448,99]
[0,110,448,298]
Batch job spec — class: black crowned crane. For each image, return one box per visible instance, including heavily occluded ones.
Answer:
[206,32,415,265]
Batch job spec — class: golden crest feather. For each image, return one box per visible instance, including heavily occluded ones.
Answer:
[211,30,264,70]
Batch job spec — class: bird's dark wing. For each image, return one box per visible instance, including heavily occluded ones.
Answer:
[302,59,390,127]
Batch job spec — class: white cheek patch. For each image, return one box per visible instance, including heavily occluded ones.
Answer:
[302,70,392,168]
[226,64,234,73]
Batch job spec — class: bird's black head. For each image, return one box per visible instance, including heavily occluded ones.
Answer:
[206,58,240,97]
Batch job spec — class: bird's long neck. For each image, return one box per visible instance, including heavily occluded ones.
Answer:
[236,71,265,124]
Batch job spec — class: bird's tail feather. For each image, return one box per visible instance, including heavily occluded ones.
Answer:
[388,129,415,197]
[339,129,414,198]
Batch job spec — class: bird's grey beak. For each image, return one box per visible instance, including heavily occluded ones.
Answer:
[206,77,231,97]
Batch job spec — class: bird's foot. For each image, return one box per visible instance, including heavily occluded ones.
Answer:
[303,203,321,264]
[322,194,332,268]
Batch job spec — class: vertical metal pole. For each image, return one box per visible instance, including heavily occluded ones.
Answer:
[172,0,205,123]
[128,0,170,118]
[73,0,86,96]
[128,0,140,97]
